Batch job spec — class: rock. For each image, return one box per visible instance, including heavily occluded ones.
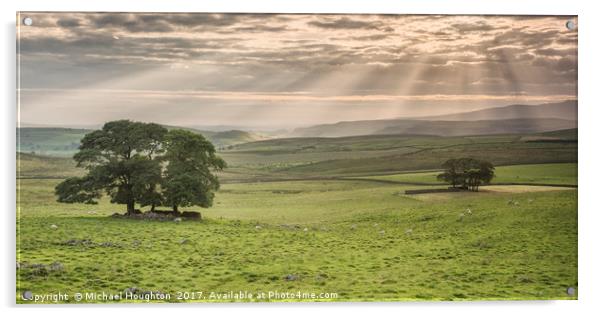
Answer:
[466,208,472,215]
[181,211,201,220]
[255,225,262,230]
[405,228,413,235]
[284,274,299,281]
[179,239,190,245]
[99,242,119,247]
[50,224,58,229]
[62,239,94,246]
[378,230,385,235]
[303,228,308,232]
[48,262,64,271]
[350,224,357,230]
[173,217,182,223]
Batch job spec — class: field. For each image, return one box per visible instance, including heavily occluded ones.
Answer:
[354,163,578,186]
[16,131,578,303]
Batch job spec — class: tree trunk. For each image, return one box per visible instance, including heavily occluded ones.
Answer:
[126,200,135,215]
[173,204,179,216]
[150,203,156,212]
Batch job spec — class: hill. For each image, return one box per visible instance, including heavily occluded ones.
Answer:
[17,126,268,157]
[413,100,577,121]
[17,128,91,157]
[290,118,576,138]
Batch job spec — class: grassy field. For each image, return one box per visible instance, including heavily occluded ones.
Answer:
[17,178,577,302]
[354,163,577,186]
[16,131,578,303]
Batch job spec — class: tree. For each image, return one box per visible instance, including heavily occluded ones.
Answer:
[436,159,463,188]
[162,129,226,214]
[437,158,495,191]
[55,120,168,215]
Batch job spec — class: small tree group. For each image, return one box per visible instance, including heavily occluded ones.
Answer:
[55,120,226,215]
[436,158,495,191]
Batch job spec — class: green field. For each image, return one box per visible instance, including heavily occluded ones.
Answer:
[354,163,578,186]
[16,130,578,303]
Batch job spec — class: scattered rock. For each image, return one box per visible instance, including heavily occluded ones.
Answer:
[303,228,308,232]
[181,211,201,219]
[405,228,413,235]
[110,210,200,221]
[48,261,64,271]
[466,208,472,215]
[50,224,58,229]
[255,225,262,230]
[19,262,64,278]
[284,274,299,281]
[99,241,120,247]
[350,224,357,230]
[179,239,190,245]
[61,239,94,247]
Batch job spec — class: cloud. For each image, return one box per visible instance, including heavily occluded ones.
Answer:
[17,12,578,127]
[308,17,393,32]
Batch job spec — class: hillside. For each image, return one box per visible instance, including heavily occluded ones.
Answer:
[290,118,576,138]
[17,126,268,157]
[413,100,577,121]
[17,128,91,157]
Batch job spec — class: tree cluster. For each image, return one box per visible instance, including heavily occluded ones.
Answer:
[54,120,226,215]
[436,158,495,191]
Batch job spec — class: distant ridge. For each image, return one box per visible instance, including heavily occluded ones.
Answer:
[412,100,577,121]
[290,118,576,138]
[290,100,577,137]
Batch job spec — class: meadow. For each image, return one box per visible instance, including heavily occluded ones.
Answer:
[16,131,578,303]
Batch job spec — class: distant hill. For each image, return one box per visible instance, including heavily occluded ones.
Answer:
[17,126,268,157]
[290,118,576,138]
[163,125,268,147]
[17,128,91,157]
[413,100,577,121]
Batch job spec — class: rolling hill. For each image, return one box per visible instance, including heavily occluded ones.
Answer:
[290,118,576,138]
[17,126,268,157]
[290,100,577,138]
[413,100,577,121]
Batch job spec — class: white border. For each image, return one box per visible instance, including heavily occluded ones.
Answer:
[2,0,601,315]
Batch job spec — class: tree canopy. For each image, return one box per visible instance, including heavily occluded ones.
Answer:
[54,120,226,215]
[436,158,495,191]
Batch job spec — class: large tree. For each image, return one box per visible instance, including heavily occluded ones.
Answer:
[161,129,226,214]
[55,120,168,214]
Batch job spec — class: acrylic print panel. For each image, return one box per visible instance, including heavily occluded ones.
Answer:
[16,12,578,303]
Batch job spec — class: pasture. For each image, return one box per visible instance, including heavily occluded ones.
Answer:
[16,131,578,303]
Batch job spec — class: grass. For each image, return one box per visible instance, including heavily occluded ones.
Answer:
[17,177,577,302]
[354,163,577,186]
[16,131,578,303]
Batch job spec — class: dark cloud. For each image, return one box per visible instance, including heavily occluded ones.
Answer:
[451,21,497,33]
[56,18,81,28]
[18,13,577,106]
[308,17,393,32]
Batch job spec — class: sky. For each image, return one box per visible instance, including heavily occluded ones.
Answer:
[17,13,578,129]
